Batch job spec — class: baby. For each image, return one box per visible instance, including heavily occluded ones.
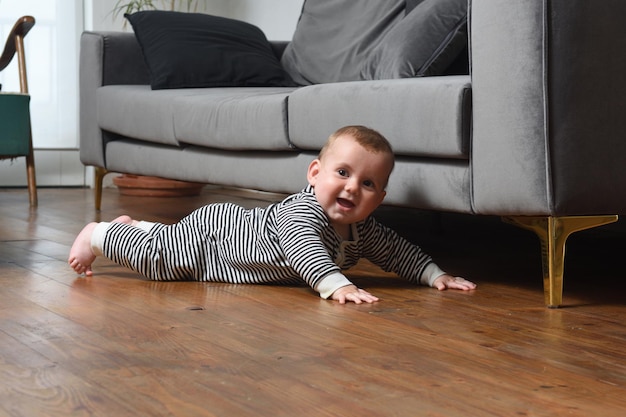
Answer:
[69,125,475,304]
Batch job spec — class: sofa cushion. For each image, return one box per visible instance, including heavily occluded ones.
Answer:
[97,85,298,150]
[172,87,298,150]
[125,10,295,90]
[97,85,198,146]
[287,76,471,158]
[360,0,468,79]
[280,0,406,85]
[105,140,312,195]
[281,0,468,85]
[405,0,424,14]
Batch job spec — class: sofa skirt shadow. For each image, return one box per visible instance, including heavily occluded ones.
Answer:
[113,174,205,197]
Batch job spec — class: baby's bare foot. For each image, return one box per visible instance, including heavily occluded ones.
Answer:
[111,214,139,227]
[68,222,98,276]
[112,215,138,226]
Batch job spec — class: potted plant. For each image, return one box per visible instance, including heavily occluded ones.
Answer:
[112,0,205,20]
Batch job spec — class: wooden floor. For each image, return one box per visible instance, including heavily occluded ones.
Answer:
[1,187,625,417]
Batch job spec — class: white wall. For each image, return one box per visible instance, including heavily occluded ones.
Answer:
[87,0,303,40]
[211,0,303,40]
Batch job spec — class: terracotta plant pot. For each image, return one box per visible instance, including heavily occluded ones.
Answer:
[113,174,205,197]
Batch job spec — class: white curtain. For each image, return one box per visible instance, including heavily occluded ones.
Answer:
[0,0,82,149]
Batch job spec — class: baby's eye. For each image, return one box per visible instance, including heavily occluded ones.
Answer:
[337,169,348,177]
[363,180,375,188]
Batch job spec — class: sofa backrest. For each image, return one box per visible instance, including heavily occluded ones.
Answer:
[280,0,468,85]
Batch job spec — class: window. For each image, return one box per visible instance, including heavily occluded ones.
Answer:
[0,0,82,149]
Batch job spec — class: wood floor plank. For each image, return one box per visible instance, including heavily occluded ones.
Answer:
[1,188,625,416]
[0,274,247,415]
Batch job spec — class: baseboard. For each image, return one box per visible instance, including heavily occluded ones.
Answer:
[0,149,86,187]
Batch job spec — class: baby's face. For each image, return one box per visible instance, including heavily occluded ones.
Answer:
[307,134,393,228]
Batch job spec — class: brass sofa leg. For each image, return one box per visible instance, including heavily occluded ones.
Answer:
[502,215,618,308]
[94,167,109,211]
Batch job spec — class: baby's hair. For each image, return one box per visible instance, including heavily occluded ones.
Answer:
[319,125,395,170]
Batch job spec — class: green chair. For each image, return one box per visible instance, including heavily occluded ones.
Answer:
[0,16,36,206]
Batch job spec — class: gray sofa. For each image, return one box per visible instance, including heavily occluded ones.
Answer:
[79,0,626,308]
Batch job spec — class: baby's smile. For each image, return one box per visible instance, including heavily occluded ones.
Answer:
[336,197,355,209]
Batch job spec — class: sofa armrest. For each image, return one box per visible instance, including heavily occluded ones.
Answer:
[79,31,149,167]
[470,0,626,216]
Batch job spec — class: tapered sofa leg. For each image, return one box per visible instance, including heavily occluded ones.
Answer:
[94,166,109,211]
[502,215,618,308]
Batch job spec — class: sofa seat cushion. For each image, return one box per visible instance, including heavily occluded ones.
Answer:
[97,85,298,150]
[288,75,471,158]
[97,85,206,146]
[172,87,297,150]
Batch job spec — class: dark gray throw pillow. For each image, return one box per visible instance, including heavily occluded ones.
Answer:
[125,10,295,90]
[360,0,468,80]
[280,0,406,85]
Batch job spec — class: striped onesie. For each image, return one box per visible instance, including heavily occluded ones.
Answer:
[91,186,445,298]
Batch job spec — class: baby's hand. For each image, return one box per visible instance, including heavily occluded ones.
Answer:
[331,285,379,304]
[432,274,476,291]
